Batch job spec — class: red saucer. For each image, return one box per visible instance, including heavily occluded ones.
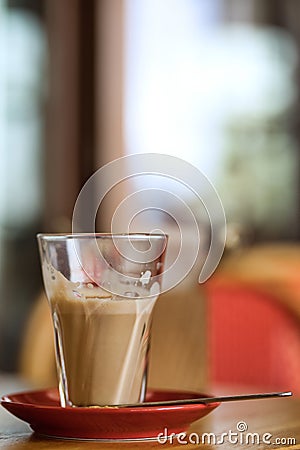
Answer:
[1,388,219,440]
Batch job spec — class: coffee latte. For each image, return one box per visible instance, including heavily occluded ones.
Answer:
[48,272,156,406]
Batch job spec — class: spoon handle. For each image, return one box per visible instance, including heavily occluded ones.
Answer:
[118,391,292,408]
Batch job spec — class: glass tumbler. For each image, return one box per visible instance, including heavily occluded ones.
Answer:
[37,233,168,407]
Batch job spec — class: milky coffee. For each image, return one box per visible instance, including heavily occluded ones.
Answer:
[48,271,156,407]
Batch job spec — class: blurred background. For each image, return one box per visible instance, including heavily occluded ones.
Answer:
[1,0,300,389]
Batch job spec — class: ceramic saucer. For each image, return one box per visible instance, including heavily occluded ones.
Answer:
[1,388,219,440]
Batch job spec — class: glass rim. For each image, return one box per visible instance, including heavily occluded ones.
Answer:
[37,232,168,241]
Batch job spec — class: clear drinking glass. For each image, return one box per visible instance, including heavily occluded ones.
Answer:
[37,233,168,407]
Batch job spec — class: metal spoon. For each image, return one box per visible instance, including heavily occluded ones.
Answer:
[112,391,292,408]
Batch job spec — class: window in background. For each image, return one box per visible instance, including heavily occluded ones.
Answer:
[124,0,299,241]
[0,0,46,371]
[0,0,5,293]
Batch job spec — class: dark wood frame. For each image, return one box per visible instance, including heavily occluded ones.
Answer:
[44,0,97,231]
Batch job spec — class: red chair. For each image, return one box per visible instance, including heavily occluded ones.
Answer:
[204,244,300,395]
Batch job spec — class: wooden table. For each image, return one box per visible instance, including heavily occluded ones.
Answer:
[0,375,299,449]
